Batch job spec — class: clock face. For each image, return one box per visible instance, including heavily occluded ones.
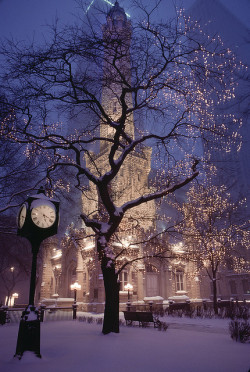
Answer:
[18,204,27,229]
[31,204,56,228]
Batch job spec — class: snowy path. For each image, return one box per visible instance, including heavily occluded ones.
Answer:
[0,318,249,372]
[165,316,229,334]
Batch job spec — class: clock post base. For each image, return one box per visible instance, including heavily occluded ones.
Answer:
[14,307,41,360]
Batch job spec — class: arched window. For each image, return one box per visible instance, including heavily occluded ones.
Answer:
[146,264,158,273]
[71,266,76,283]
[175,270,184,292]
[67,262,77,297]
[119,270,128,291]
[146,264,159,297]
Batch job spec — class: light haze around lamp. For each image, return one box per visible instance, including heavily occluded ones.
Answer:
[124,283,133,302]
[70,282,81,320]
[70,282,81,302]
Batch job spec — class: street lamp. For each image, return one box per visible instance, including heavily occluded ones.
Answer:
[70,282,81,320]
[12,293,19,307]
[15,187,60,359]
[70,282,82,303]
[124,283,133,304]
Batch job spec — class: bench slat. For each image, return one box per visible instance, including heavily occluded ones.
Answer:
[123,311,157,327]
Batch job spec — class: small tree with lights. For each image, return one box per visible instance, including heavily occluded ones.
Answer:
[0,1,243,333]
[179,183,250,314]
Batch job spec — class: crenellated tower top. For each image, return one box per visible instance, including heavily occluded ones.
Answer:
[106,1,128,30]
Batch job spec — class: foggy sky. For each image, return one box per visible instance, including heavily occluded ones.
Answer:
[0,0,249,43]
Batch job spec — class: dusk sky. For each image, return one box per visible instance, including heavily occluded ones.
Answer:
[0,0,249,43]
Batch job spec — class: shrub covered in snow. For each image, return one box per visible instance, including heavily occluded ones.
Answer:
[229,320,250,343]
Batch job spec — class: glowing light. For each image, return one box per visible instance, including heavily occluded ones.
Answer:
[83,243,95,251]
[70,282,81,291]
[172,242,185,254]
[85,0,130,18]
[52,250,62,260]
[124,283,133,291]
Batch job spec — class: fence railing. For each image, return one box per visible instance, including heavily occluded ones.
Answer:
[1,299,249,325]
[0,304,78,325]
[125,299,250,319]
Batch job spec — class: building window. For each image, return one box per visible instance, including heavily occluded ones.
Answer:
[132,271,137,284]
[229,280,237,295]
[146,264,158,273]
[131,272,137,295]
[94,288,98,299]
[113,101,118,114]
[119,270,128,291]
[175,270,184,291]
[242,279,250,294]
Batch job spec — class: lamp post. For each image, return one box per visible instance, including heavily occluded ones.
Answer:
[70,282,81,319]
[124,283,133,311]
[15,187,59,359]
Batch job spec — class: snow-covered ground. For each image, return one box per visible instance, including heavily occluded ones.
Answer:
[0,315,249,372]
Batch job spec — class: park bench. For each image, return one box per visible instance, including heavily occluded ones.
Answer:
[123,311,159,327]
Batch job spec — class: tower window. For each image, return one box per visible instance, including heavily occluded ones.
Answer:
[94,288,98,299]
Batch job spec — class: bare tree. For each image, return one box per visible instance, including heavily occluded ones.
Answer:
[0,94,48,217]
[179,183,250,314]
[0,1,241,333]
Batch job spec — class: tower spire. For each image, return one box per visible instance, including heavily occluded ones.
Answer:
[101,1,134,148]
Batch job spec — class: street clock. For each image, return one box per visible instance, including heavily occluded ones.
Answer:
[17,187,60,246]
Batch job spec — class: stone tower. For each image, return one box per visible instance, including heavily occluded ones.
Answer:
[79,1,156,310]
[38,2,201,309]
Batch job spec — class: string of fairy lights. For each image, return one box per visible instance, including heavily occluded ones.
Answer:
[177,183,250,276]
[0,5,248,283]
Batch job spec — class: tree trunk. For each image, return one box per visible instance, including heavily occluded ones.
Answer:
[102,264,120,334]
[212,275,218,315]
[6,294,10,306]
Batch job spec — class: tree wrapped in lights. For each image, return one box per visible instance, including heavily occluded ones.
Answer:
[180,183,250,314]
[0,1,242,333]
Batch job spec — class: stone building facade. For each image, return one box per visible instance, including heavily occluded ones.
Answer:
[38,1,249,310]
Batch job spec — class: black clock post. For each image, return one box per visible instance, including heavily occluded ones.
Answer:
[15,187,60,359]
